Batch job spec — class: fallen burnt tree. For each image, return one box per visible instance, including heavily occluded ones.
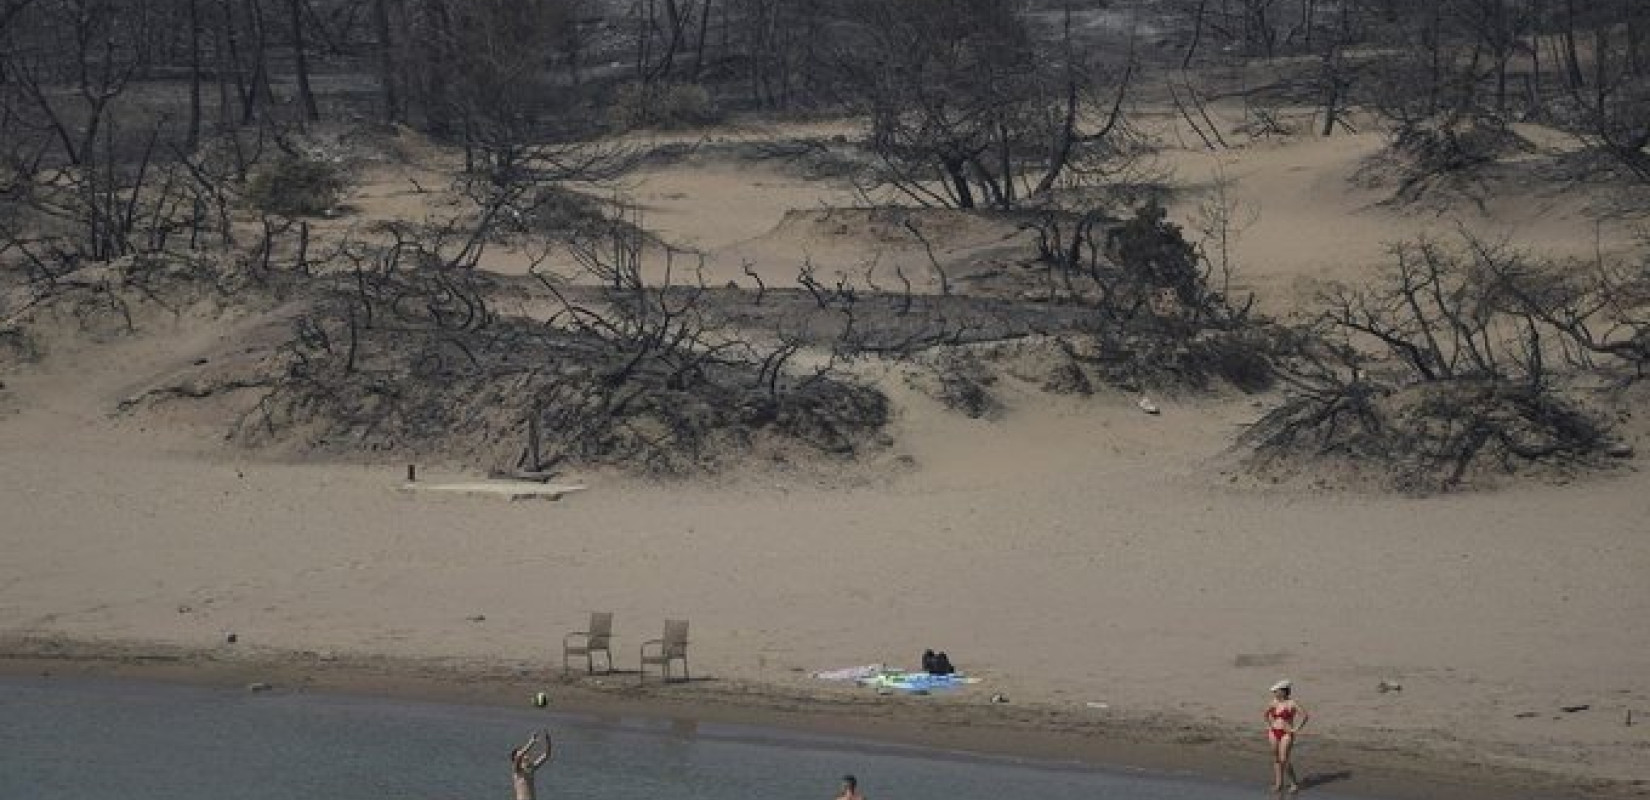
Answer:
[1243,234,1636,493]
[1001,200,1277,392]
[1246,354,1615,493]
[1360,114,1533,207]
[214,223,890,476]
[823,199,1286,417]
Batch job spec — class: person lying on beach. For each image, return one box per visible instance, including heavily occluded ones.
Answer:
[1264,680,1309,793]
[836,773,866,800]
[511,729,554,800]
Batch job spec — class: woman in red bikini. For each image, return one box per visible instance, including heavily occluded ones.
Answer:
[1264,680,1309,793]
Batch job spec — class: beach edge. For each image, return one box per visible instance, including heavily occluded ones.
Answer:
[0,635,1632,800]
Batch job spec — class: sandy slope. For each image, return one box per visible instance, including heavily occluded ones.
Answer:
[4,115,1650,795]
[1147,109,1646,317]
[592,108,1650,313]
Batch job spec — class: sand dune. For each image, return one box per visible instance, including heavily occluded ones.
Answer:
[3,113,1649,797]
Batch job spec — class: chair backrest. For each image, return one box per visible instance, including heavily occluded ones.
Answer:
[588,612,613,647]
[662,619,689,657]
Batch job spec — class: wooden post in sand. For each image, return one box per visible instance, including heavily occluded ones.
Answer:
[528,408,543,473]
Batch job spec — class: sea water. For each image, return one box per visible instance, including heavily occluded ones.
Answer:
[0,677,1362,800]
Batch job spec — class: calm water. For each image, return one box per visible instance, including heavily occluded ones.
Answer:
[0,677,1365,800]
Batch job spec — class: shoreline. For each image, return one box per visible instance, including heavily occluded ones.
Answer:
[1,636,1634,800]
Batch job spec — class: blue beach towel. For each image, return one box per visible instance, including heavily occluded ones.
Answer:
[857,670,980,694]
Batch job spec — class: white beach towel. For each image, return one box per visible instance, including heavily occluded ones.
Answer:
[812,664,885,682]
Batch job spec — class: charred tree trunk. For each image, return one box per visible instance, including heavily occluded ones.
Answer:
[289,0,319,122]
[1183,0,1207,69]
[187,0,203,146]
[1562,0,1584,89]
[372,0,400,122]
[218,0,249,125]
[944,158,975,209]
[240,0,272,125]
[691,0,711,81]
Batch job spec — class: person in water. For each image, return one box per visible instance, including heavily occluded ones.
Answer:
[1264,680,1309,793]
[511,729,554,800]
[835,773,865,800]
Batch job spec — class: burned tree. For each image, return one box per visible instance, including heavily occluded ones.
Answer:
[390,0,586,150]
[1549,0,1650,180]
[835,0,1139,210]
[1247,233,1634,492]
[220,190,892,474]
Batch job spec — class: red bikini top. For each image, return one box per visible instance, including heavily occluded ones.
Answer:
[1267,704,1296,722]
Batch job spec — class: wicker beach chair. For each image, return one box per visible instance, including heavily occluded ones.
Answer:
[639,619,689,683]
[562,611,614,674]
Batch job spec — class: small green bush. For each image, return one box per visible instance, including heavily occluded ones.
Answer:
[245,154,345,217]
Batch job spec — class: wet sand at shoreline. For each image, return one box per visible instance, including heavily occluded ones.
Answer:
[0,646,1618,800]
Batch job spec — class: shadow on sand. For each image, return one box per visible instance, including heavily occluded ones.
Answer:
[1297,770,1353,790]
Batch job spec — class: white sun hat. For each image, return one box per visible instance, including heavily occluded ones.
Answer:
[1270,679,1292,692]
